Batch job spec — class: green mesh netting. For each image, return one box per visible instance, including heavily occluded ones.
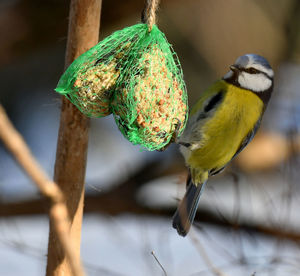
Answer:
[55,23,188,151]
[54,25,138,117]
[111,23,188,151]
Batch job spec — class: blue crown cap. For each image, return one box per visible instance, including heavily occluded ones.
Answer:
[235,54,272,70]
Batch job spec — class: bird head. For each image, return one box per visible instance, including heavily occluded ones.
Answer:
[223,54,274,94]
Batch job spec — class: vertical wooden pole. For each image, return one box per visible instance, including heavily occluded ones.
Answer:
[46,1,102,275]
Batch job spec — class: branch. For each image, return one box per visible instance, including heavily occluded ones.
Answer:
[0,104,85,276]
[1,158,300,244]
[47,1,102,275]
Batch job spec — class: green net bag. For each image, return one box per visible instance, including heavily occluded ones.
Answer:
[54,27,135,117]
[55,20,188,150]
[111,23,188,151]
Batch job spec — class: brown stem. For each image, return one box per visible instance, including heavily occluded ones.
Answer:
[46,0,102,275]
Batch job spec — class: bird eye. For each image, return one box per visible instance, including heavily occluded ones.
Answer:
[248,67,259,74]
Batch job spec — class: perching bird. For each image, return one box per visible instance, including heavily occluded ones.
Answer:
[173,54,274,236]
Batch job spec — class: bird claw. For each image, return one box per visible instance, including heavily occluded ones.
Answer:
[157,118,182,152]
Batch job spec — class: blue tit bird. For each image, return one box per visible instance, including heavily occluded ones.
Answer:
[173,54,274,236]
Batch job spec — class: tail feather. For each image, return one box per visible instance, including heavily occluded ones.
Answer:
[172,179,207,236]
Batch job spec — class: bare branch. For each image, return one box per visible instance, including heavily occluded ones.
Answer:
[0,104,85,276]
[47,0,102,275]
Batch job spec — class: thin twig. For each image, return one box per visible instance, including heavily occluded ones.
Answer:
[0,104,85,276]
[189,230,229,276]
[151,251,168,276]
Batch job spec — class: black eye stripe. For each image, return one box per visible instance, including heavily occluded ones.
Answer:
[242,67,259,74]
[239,67,272,80]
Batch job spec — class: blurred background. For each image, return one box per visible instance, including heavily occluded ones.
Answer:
[1,0,300,275]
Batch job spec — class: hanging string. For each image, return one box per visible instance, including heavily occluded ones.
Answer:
[143,0,160,31]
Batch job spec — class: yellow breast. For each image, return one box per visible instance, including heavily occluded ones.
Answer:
[188,80,264,172]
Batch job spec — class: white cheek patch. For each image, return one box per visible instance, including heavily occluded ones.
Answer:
[238,72,272,92]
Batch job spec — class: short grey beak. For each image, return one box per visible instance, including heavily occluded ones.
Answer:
[230,65,239,72]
